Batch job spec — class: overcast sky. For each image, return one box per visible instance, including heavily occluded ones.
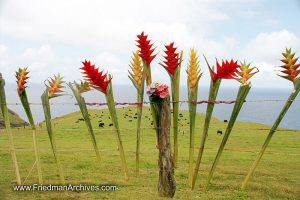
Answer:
[0,0,300,89]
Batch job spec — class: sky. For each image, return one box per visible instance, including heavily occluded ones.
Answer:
[0,0,300,89]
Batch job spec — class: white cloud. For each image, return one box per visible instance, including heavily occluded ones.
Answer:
[0,44,7,57]
[0,0,240,53]
[0,0,299,89]
[242,30,299,64]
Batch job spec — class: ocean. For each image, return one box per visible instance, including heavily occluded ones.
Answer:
[3,83,300,130]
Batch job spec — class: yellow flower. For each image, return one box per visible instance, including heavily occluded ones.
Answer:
[187,48,201,92]
[128,51,143,88]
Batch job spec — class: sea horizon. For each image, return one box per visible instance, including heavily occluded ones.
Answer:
[3,83,300,130]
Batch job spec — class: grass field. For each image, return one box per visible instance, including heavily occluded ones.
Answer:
[0,107,299,199]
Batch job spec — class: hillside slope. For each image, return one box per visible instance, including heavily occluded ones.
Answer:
[0,108,29,128]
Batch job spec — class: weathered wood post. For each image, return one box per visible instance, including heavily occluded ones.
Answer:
[149,83,176,198]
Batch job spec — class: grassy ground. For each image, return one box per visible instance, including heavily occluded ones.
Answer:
[0,107,299,199]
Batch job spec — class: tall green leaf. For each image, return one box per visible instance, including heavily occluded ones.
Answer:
[41,89,65,184]
[0,73,21,185]
[67,82,101,165]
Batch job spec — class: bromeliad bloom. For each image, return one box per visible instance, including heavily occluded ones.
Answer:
[136,32,157,86]
[47,74,64,98]
[278,48,300,85]
[242,48,300,190]
[187,48,202,91]
[161,42,180,76]
[236,62,259,84]
[128,51,143,88]
[81,60,111,94]
[75,80,92,93]
[136,32,156,67]
[209,59,239,81]
[16,67,29,94]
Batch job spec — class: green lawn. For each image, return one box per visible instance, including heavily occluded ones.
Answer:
[0,107,299,199]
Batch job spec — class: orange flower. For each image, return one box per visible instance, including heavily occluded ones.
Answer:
[75,80,92,93]
[16,67,29,94]
[278,48,300,84]
[236,61,259,84]
[47,74,64,98]
[128,51,143,88]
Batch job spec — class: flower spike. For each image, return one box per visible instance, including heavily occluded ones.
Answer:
[81,60,112,94]
[136,32,157,66]
[278,48,300,84]
[128,51,143,88]
[16,67,29,94]
[236,61,259,84]
[75,80,92,93]
[187,48,202,91]
[47,74,64,99]
[161,42,180,76]
[208,59,240,81]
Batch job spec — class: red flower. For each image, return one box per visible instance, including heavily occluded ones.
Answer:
[161,42,180,76]
[16,67,29,94]
[136,32,156,66]
[81,60,112,94]
[209,59,239,81]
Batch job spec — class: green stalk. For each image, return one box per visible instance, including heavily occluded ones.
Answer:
[205,83,251,190]
[242,78,300,190]
[163,51,182,167]
[143,61,152,86]
[187,83,200,187]
[41,89,65,185]
[192,78,221,190]
[0,73,21,185]
[67,83,101,165]
[105,79,129,181]
[142,61,159,145]
[171,63,181,168]
[135,91,144,176]
[19,89,43,184]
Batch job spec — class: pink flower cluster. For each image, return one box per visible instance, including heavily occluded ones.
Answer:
[146,82,169,98]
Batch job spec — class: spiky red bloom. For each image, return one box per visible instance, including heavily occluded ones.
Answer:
[16,67,29,94]
[80,60,111,94]
[161,42,180,76]
[209,59,239,81]
[136,32,156,66]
